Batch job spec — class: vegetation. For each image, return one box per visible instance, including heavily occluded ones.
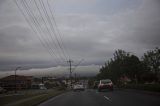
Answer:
[15,90,65,106]
[0,89,65,106]
[142,47,160,82]
[123,84,160,92]
[96,47,160,86]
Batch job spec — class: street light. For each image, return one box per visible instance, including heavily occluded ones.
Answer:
[14,67,21,93]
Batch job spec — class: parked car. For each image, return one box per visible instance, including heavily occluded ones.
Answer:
[0,87,7,94]
[31,83,47,90]
[98,79,113,92]
[39,83,47,90]
[93,81,99,89]
[73,82,85,91]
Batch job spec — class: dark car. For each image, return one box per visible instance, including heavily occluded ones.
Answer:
[98,79,113,92]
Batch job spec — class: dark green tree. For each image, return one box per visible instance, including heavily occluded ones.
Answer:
[142,47,160,81]
[97,49,143,84]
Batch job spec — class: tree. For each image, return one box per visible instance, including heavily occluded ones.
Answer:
[142,47,160,81]
[96,48,160,84]
[97,49,143,84]
[122,55,142,81]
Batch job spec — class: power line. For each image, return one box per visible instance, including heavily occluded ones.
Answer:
[14,0,56,63]
[21,0,57,60]
[39,0,68,61]
[15,0,62,64]
[33,0,66,62]
[25,0,64,63]
[47,0,70,60]
[72,59,84,72]
[14,0,73,68]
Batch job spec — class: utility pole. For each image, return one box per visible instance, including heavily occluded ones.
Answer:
[75,73,77,82]
[14,67,21,93]
[67,59,73,88]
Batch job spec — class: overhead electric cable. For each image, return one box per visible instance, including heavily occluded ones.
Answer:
[47,0,70,60]
[33,0,66,62]
[16,0,63,64]
[14,0,60,65]
[39,0,68,61]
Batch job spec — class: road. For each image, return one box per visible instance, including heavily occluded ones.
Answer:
[38,89,160,106]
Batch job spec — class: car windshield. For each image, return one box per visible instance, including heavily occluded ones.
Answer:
[101,80,111,84]
[0,0,159,106]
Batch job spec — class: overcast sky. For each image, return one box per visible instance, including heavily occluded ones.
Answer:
[0,0,160,77]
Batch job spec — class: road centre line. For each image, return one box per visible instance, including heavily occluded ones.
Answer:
[104,96,112,102]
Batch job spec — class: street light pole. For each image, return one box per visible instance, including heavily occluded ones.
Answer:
[14,67,21,93]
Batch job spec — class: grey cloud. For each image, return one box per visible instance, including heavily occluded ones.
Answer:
[110,0,160,51]
[53,0,141,15]
[0,65,100,78]
[0,0,160,74]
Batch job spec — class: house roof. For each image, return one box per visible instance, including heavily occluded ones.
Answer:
[0,75,32,81]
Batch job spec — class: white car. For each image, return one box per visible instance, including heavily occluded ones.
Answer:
[73,83,85,91]
[39,83,47,90]
[98,79,113,92]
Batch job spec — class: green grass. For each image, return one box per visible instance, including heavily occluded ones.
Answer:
[15,90,64,106]
[0,89,65,106]
[0,93,41,105]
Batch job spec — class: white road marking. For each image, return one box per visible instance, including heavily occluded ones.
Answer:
[104,96,112,102]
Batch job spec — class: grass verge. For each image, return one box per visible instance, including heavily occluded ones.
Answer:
[122,84,160,92]
[15,90,65,106]
[0,89,65,106]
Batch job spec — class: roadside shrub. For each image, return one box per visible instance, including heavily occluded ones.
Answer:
[123,84,160,92]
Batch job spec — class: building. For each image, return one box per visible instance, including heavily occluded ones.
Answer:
[119,75,131,85]
[0,75,32,90]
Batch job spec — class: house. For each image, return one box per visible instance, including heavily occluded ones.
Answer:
[119,75,131,85]
[0,75,32,90]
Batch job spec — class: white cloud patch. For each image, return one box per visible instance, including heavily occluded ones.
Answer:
[0,65,99,78]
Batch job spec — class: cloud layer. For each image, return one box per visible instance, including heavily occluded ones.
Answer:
[0,0,160,76]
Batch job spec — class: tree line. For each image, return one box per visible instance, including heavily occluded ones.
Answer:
[96,47,160,84]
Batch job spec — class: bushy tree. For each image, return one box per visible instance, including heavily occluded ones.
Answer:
[97,48,160,84]
[97,49,143,84]
[142,47,160,81]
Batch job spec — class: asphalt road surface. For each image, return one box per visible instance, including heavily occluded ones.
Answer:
[38,89,160,106]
